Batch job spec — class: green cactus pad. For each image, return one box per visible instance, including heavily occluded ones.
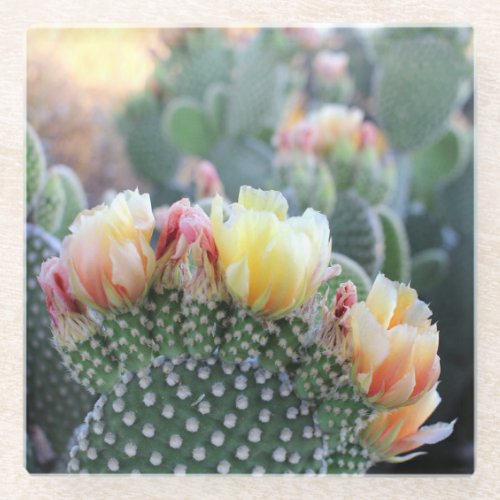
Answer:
[102,309,156,373]
[117,92,179,186]
[410,248,451,293]
[169,30,233,102]
[182,296,227,360]
[164,98,216,156]
[226,40,286,137]
[376,206,411,283]
[329,137,357,191]
[58,335,121,395]
[32,164,86,240]
[353,149,396,206]
[375,35,467,151]
[293,344,346,401]
[204,82,229,137]
[329,191,385,278]
[411,126,471,208]
[26,124,47,212]
[26,224,95,458]
[218,309,269,364]
[33,172,65,235]
[68,356,326,474]
[326,252,372,302]
[258,317,309,373]
[148,288,186,359]
[208,138,273,201]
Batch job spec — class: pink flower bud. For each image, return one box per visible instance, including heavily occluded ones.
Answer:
[335,280,358,319]
[195,161,224,199]
[360,122,379,148]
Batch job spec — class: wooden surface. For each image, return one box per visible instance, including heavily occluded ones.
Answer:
[1,1,499,498]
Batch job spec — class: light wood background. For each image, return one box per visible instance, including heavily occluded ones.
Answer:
[1,1,499,498]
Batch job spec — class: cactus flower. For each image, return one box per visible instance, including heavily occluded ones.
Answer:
[362,388,455,462]
[195,161,224,199]
[38,257,89,346]
[348,274,440,408]
[156,198,222,297]
[61,189,156,312]
[211,186,337,319]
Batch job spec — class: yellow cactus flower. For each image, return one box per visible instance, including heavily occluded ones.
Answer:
[362,387,455,462]
[348,274,440,408]
[210,186,336,319]
[61,189,156,312]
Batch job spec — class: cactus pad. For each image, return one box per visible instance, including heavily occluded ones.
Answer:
[410,248,451,293]
[375,36,467,151]
[329,191,385,278]
[68,357,327,474]
[376,206,411,283]
[26,124,47,212]
[26,225,95,458]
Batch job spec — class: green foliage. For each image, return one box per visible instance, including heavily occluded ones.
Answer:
[164,98,217,156]
[117,92,179,187]
[26,224,95,461]
[34,165,87,240]
[376,206,411,282]
[162,30,233,102]
[226,40,288,137]
[375,35,468,151]
[411,125,471,208]
[410,248,451,293]
[330,191,385,278]
[26,124,47,212]
[208,138,273,201]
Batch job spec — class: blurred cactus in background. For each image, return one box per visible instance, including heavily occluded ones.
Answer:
[26,26,474,474]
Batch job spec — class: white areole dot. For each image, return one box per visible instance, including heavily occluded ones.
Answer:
[174,464,187,475]
[252,465,265,476]
[211,382,225,397]
[280,428,292,442]
[185,417,199,432]
[272,447,287,463]
[198,400,211,414]
[162,404,175,419]
[87,447,97,460]
[104,432,116,445]
[248,428,262,443]
[142,423,155,438]
[223,413,237,429]
[150,451,162,466]
[211,431,225,447]
[169,434,183,449]
[124,442,137,457]
[217,460,231,474]
[261,388,274,401]
[107,458,119,472]
[235,445,250,461]
[177,385,192,400]
[258,409,271,423]
[235,395,248,410]
[288,452,301,464]
[143,392,156,407]
[122,411,136,426]
[192,447,206,462]
[234,375,247,390]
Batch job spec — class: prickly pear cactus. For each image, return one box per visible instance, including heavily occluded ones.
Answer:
[26,224,95,462]
[375,35,468,151]
[376,206,411,283]
[117,92,179,187]
[26,124,47,212]
[329,191,384,278]
[34,165,87,240]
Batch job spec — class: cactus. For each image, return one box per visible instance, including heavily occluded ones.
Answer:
[226,40,288,137]
[208,138,273,201]
[410,248,450,293]
[326,252,372,302]
[161,30,233,102]
[411,125,471,209]
[376,206,411,283]
[329,191,384,278]
[34,165,87,240]
[375,35,468,151]
[26,224,95,464]
[117,92,179,187]
[26,124,47,212]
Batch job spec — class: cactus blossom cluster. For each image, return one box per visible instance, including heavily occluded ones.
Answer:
[37,187,454,472]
